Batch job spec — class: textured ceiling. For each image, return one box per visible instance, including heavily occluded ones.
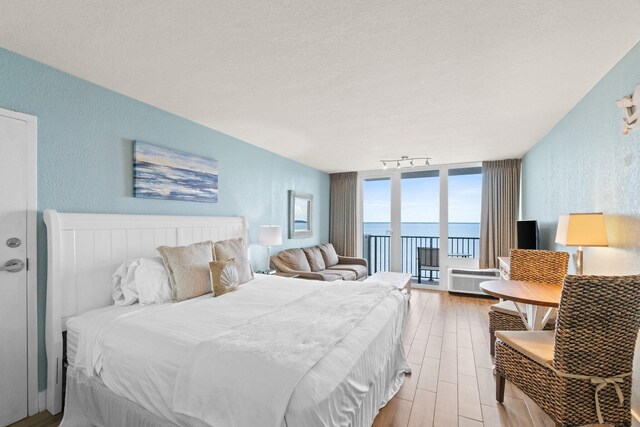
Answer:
[1,1,639,173]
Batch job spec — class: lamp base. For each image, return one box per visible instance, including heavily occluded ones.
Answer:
[575,247,584,275]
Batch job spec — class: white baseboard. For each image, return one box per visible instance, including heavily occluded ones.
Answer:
[412,283,444,291]
[39,391,46,412]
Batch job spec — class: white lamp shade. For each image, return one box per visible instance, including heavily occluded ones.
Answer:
[258,225,283,246]
[555,213,608,247]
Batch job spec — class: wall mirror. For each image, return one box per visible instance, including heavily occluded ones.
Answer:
[289,191,313,238]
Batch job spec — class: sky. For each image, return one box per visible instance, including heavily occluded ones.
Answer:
[363,171,482,223]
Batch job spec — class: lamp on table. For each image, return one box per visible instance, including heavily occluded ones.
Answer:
[555,213,608,275]
[258,225,282,274]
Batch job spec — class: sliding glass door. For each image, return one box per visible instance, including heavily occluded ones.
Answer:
[400,170,440,282]
[362,177,392,273]
[448,167,482,260]
[359,163,481,289]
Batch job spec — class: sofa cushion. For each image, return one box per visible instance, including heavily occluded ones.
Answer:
[318,243,339,267]
[303,246,326,272]
[490,300,519,316]
[326,263,367,279]
[324,269,357,281]
[276,248,311,272]
[312,271,343,281]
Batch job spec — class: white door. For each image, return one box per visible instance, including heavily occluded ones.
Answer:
[0,110,33,426]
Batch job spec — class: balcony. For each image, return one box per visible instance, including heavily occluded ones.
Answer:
[363,234,480,281]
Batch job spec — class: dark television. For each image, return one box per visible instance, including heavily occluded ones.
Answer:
[517,220,540,250]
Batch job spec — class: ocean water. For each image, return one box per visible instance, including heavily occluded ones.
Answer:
[365,222,481,271]
[364,222,480,238]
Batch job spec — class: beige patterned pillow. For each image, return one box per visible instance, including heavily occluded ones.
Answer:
[214,238,254,284]
[210,259,240,297]
[157,241,216,302]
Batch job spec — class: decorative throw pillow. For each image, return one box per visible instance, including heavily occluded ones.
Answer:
[276,248,312,272]
[214,238,254,284]
[303,246,326,272]
[318,243,339,267]
[157,241,216,302]
[210,259,240,297]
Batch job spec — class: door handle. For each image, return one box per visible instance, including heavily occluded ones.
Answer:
[1,259,24,273]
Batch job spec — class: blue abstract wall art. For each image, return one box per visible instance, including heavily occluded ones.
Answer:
[134,141,219,203]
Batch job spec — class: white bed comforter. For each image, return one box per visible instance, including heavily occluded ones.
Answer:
[173,280,393,427]
[67,275,408,427]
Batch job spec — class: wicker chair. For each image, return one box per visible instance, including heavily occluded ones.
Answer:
[496,275,640,427]
[489,249,569,356]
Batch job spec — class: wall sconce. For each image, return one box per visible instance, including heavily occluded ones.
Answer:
[616,84,640,135]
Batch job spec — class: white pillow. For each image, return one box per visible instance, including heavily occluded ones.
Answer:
[112,260,138,305]
[112,257,171,305]
[135,257,172,304]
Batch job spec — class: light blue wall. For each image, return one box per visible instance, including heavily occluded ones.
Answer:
[0,47,330,391]
[522,41,640,276]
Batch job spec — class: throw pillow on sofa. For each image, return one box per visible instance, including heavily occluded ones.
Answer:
[303,246,326,272]
[318,243,339,267]
[276,248,312,272]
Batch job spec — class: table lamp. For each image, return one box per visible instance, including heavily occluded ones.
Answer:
[555,213,608,275]
[258,225,282,274]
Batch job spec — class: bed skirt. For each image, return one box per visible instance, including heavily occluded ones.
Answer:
[61,343,408,427]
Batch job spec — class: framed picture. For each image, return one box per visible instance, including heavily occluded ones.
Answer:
[133,141,218,203]
[289,191,313,238]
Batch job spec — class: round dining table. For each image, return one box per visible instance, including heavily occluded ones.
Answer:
[480,280,562,331]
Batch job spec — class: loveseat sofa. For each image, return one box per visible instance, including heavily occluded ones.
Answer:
[270,243,368,281]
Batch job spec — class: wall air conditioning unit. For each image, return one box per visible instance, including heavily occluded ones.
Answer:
[448,268,500,295]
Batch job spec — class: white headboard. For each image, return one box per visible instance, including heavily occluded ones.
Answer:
[43,209,248,414]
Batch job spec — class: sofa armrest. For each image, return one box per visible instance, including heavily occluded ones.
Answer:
[337,256,368,269]
[270,256,320,279]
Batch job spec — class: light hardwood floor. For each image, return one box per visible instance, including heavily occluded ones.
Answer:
[373,289,562,427]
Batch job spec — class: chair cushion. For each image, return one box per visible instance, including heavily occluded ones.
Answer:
[303,247,326,272]
[318,243,340,267]
[325,269,357,281]
[495,330,555,366]
[276,248,311,272]
[490,300,520,316]
[491,300,557,321]
[326,264,367,279]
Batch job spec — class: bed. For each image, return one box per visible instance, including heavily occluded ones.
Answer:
[44,210,410,427]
